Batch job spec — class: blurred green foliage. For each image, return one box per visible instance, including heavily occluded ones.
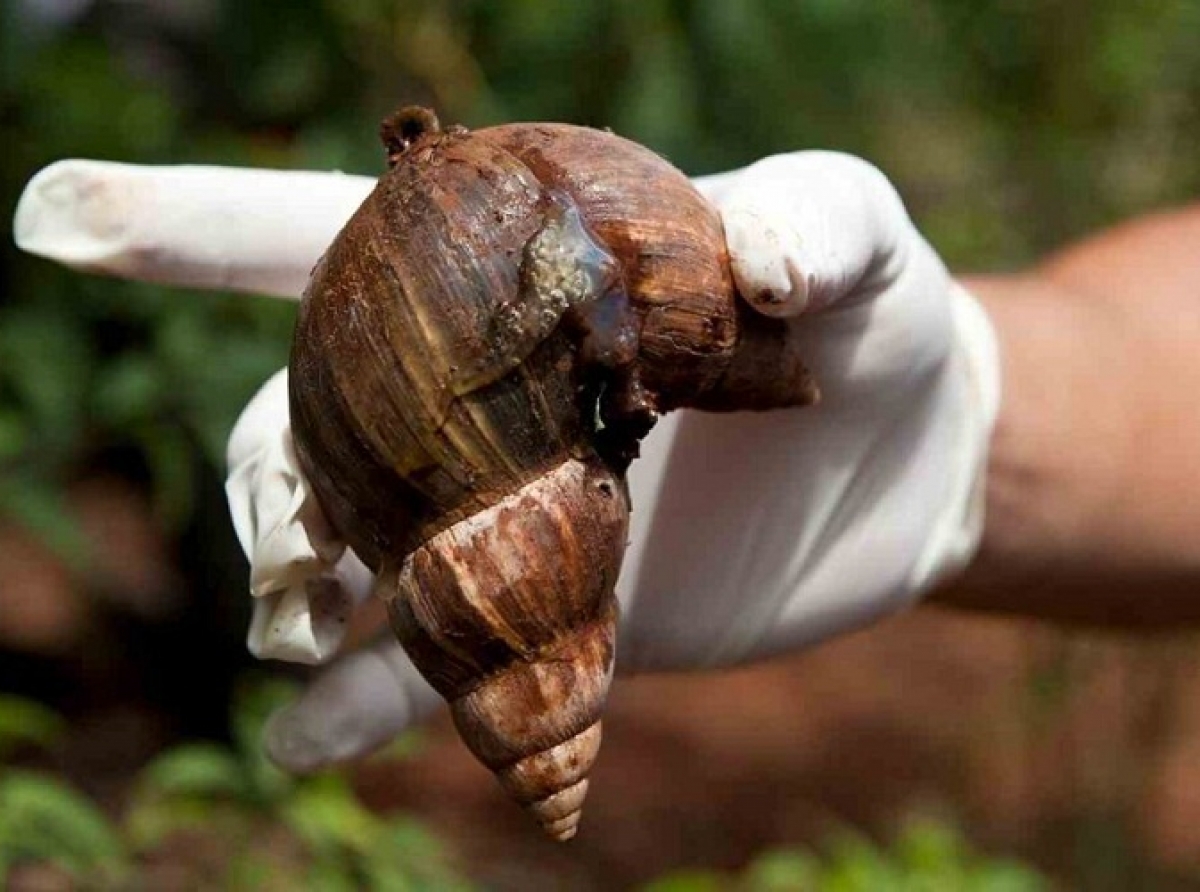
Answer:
[644,819,1050,891]
[0,695,64,759]
[0,683,1053,890]
[0,680,474,889]
[2,1,1200,885]
[4,0,1200,561]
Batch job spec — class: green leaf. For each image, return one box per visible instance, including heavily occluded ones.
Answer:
[232,678,300,755]
[0,307,92,454]
[642,869,728,892]
[136,743,250,800]
[612,2,699,159]
[133,422,197,530]
[281,773,380,856]
[895,817,968,875]
[379,815,450,859]
[304,856,362,892]
[744,850,821,891]
[0,771,126,878]
[820,830,904,890]
[0,696,65,760]
[366,817,475,891]
[231,677,300,804]
[971,862,1051,892]
[0,477,90,570]
[0,409,29,462]
[124,796,227,853]
[26,37,179,160]
[91,354,165,428]
[360,859,421,892]
[225,846,311,891]
[247,36,332,118]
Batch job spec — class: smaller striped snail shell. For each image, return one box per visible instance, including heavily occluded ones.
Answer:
[288,107,815,839]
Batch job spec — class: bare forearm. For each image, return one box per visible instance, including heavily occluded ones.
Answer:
[936,205,1200,625]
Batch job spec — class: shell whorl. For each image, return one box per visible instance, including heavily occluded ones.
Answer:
[498,724,601,840]
[383,459,625,836]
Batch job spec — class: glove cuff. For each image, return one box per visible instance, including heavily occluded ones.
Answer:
[906,281,1001,596]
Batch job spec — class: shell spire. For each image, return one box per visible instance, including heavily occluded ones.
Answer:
[385,459,626,839]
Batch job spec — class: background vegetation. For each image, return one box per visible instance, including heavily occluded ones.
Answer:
[3,0,1200,888]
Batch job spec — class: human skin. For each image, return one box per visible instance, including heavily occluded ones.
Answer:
[938,204,1200,625]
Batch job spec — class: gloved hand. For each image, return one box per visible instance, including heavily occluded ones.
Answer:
[14,151,1000,771]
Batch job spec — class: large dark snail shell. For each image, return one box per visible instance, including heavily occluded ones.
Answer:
[288,108,815,839]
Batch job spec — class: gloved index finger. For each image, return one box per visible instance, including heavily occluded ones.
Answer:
[13,160,375,299]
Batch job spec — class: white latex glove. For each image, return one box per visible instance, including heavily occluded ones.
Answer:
[14,152,999,771]
[225,366,375,664]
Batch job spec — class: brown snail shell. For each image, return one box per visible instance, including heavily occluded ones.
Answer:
[288,107,816,839]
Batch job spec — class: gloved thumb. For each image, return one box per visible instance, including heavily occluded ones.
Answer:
[263,635,440,772]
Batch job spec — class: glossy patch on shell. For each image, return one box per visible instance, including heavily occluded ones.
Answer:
[453,198,621,396]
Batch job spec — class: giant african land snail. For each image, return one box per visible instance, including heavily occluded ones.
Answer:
[288,107,818,840]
